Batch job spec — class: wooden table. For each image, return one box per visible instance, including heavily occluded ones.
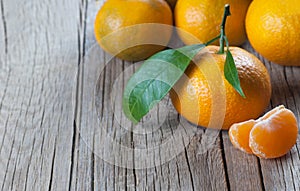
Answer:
[1,0,299,190]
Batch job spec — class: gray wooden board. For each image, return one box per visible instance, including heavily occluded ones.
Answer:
[0,0,300,190]
[0,0,81,190]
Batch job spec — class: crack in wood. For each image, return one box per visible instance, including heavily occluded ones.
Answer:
[24,137,36,191]
[68,122,77,191]
[257,158,266,191]
[0,0,7,54]
[47,138,56,191]
[183,138,195,191]
[91,132,95,191]
[220,133,230,191]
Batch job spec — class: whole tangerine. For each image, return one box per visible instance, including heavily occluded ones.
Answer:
[94,0,173,61]
[246,0,300,66]
[170,46,271,130]
[175,0,252,46]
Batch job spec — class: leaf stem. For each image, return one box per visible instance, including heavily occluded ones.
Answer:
[205,35,221,46]
[218,4,231,54]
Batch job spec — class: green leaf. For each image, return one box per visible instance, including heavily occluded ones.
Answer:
[123,44,205,123]
[224,50,246,98]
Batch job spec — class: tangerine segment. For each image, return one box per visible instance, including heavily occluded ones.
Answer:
[249,105,298,159]
[229,120,255,154]
[229,105,298,159]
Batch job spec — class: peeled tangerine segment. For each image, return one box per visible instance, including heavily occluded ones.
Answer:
[229,105,298,159]
[250,105,298,158]
[229,120,255,154]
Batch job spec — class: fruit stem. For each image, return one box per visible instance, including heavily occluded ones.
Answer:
[218,4,231,54]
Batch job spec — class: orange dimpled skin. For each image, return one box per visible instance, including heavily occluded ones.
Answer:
[229,105,298,159]
[246,0,300,66]
[175,0,252,46]
[94,0,173,61]
[170,46,271,130]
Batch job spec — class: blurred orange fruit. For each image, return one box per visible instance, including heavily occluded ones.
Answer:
[246,0,300,66]
[229,105,298,159]
[175,0,252,46]
[94,0,173,61]
[170,46,271,130]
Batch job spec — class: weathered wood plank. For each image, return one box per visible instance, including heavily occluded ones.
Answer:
[246,42,300,191]
[0,0,81,190]
[69,0,103,190]
[222,131,264,191]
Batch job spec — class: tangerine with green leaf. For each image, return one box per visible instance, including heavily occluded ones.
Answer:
[170,46,272,129]
[122,4,271,128]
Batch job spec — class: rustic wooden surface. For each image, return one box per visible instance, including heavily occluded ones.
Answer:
[0,0,300,190]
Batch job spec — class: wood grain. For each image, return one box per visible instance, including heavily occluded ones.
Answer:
[0,0,81,190]
[0,0,300,190]
[244,44,300,191]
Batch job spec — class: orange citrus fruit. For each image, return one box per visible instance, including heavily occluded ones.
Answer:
[170,45,271,130]
[175,0,252,46]
[229,105,298,159]
[246,0,300,66]
[94,0,173,61]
